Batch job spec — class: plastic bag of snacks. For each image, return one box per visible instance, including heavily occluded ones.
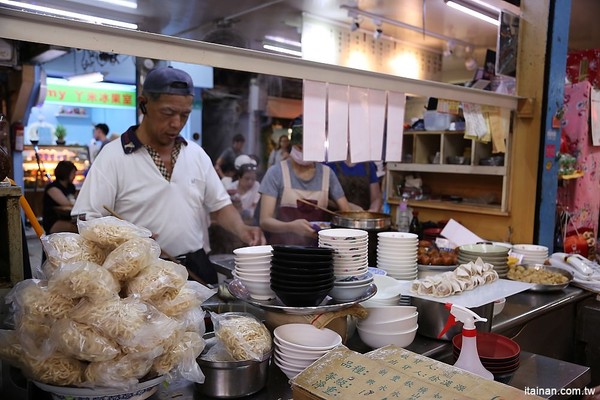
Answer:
[39,233,108,278]
[125,258,187,300]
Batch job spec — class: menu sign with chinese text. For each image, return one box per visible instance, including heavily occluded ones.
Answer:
[291,346,541,400]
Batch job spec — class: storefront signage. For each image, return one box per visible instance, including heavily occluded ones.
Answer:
[45,82,136,108]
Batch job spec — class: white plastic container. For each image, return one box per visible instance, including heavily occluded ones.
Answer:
[423,111,451,131]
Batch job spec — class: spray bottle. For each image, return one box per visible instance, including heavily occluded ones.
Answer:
[438,303,493,380]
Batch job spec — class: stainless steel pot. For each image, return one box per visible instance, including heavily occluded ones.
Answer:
[196,333,272,398]
[331,212,391,268]
[331,211,391,230]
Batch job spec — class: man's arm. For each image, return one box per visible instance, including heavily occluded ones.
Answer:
[213,204,265,246]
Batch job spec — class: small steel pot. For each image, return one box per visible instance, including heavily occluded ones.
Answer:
[331,211,391,230]
[196,333,272,398]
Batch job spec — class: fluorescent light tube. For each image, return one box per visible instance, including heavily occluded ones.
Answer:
[263,44,302,57]
[445,0,499,26]
[0,0,138,29]
[264,35,302,48]
[66,72,104,84]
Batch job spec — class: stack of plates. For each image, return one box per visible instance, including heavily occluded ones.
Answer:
[452,332,521,381]
[511,244,548,265]
[318,229,369,278]
[376,232,418,280]
[458,243,509,278]
[270,245,334,307]
[232,245,275,300]
[273,323,342,379]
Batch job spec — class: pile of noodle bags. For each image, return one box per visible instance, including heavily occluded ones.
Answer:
[0,216,217,390]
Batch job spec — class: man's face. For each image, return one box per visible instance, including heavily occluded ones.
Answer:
[143,94,193,146]
[233,140,245,152]
[93,128,102,141]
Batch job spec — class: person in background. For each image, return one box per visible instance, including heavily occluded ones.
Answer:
[215,133,245,178]
[89,123,110,162]
[72,66,264,284]
[259,116,351,246]
[267,133,290,168]
[43,160,78,234]
[230,154,261,224]
[325,158,382,212]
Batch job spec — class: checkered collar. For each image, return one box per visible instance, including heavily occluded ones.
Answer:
[120,125,188,154]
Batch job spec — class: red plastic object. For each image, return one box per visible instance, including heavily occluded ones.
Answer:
[452,332,520,361]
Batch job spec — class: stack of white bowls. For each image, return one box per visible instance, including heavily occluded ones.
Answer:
[362,274,407,306]
[318,228,369,278]
[273,323,342,379]
[376,232,418,280]
[511,244,549,265]
[356,305,419,348]
[232,245,275,300]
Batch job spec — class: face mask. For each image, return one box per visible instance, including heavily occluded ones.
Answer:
[290,147,313,166]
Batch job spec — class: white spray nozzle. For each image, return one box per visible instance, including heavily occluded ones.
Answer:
[438,303,486,338]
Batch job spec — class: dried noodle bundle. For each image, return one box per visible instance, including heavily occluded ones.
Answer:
[24,351,85,386]
[150,281,213,317]
[41,233,107,276]
[8,280,76,320]
[84,350,159,388]
[48,261,120,300]
[214,313,272,361]
[103,237,161,282]
[17,314,54,359]
[127,259,187,301]
[50,319,120,362]
[77,216,151,250]
[152,331,205,375]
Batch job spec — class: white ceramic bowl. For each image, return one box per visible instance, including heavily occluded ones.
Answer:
[357,325,418,348]
[233,245,273,256]
[319,228,368,240]
[234,254,272,262]
[377,254,418,262]
[275,345,324,362]
[329,282,371,302]
[377,232,418,240]
[274,352,314,369]
[234,260,272,269]
[358,312,419,332]
[511,244,548,253]
[273,338,329,358]
[361,298,400,307]
[233,269,270,279]
[493,297,506,316]
[372,274,402,290]
[274,324,342,351]
[361,305,417,321]
[274,358,303,379]
[334,272,373,286]
[237,277,275,300]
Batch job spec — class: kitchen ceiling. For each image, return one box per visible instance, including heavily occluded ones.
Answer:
[3,0,600,83]
[8,0,598,53]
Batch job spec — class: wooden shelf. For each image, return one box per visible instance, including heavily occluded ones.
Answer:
[387,162,506,176]
[387,198,509,216]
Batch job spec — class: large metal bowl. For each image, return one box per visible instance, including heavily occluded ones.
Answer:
[509,264,573,292]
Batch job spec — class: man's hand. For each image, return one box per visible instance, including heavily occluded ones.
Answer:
[239,225,266,246]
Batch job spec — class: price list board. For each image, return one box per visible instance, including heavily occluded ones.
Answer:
[291,345,542,400]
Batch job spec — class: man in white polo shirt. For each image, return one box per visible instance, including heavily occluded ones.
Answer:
[72,66,264,284]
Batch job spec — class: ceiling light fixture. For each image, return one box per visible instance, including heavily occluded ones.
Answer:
[0,0,138,29]
[372,19,383,40]
[264,35,301,48]
[262,43,302,57]
[66,71,104,84]
[444,0,500,26]
[340,5,475,49]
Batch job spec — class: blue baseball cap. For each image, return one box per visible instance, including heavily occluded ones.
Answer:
[142,66,194,96]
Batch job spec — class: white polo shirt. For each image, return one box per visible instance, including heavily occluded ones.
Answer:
[72,127,231,256]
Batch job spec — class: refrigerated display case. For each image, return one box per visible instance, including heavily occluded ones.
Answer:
[22,145,90,190]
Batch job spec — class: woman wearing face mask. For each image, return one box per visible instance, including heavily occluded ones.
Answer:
[259,116,350,246]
